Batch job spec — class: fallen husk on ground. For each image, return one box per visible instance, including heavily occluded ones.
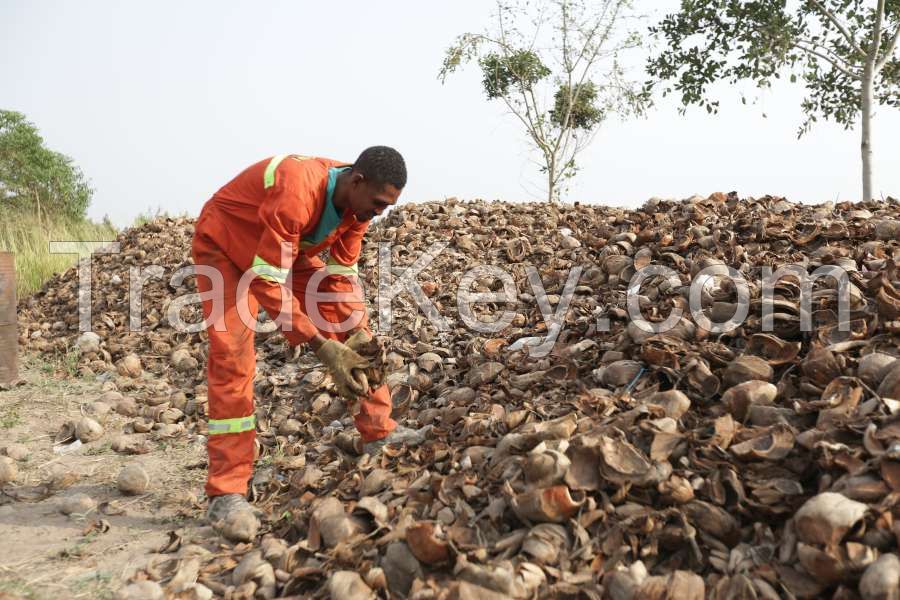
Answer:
[16,193,900,598]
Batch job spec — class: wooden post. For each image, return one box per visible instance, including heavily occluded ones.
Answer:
[0,252,16,384]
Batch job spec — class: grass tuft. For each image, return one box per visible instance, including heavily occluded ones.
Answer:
[0,213,118,297]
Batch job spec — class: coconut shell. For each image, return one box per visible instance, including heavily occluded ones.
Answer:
[858,353,897,388]
[75,417,104,442]
[794,492,868,546]
[328,571,376,600]
[59,493,96,515]
[406,521,450,565]
[878,361,900,400]
[0,456,18,484]
[723,356,773,388]
[117,463,150,495]
[117,353,142,378]
[859,553,900,600]
[115,581,164,600]
[602,360,644,387]
[721,381,778,421]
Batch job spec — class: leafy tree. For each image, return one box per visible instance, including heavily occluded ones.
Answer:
[440,0,647,202]
[647,0,900,202]
[0,110,93,225]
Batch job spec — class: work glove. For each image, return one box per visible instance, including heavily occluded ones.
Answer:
[344,329,373,352]
[315,339,370,399]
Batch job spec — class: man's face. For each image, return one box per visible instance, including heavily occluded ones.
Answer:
[348,175,401,222]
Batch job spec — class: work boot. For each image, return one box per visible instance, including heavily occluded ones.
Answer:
[363,425,431,456]
[206,494,259,543]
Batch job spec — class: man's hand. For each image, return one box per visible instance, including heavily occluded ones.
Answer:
[315,339,370,399]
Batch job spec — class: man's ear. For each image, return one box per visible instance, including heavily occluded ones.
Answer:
[350,172,366,187]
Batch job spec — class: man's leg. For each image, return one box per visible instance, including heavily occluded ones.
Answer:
[192,235,259,497]
[291,258,397,442]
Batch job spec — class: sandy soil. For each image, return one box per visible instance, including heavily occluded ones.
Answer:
[0,355,211,599]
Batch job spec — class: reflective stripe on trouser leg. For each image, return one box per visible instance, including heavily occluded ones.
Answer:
[208,414,256,435]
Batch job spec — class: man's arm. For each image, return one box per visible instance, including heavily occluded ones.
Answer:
[247,178,321,346]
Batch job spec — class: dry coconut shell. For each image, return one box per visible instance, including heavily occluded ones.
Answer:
[115,581,164,600]
[523,447,571,487]
[602,360,644,387]
[637,570,706,599]
[2,443,28,461]
[115,397,139,417]
[218,510,259,543]
[858,353,897,388]
[110,434,150,455]
[859,553,900,600]
[75,331,101,354]
[231,550,276,597]
[312,496,367,548]
[512,485,584,523]
[683,500,740,545]
[406,521,450,565]
[646,390,691,419]
[802,347,842,387]
[382,542,423,597]
[522,523,569,564]
[723,355,773,388]
[794,492,868,546]
[75,417,104,443]
[117,463,149,495]
[878,360,900,400]
[0,456,18,484]
[170,348,199,373]
[328,571,376,600]
[721,381,777,421]
[59,493,96,515]
[117,353,142,378]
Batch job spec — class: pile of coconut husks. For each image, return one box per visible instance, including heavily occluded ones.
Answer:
[15,193,900,599]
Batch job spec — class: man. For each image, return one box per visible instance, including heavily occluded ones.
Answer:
[192,146,424,541]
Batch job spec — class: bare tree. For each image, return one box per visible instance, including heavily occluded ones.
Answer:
[440,0,647,202]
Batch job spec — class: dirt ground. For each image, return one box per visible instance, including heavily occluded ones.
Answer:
[0,354,212,599]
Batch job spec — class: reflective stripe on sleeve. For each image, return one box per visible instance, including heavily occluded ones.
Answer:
[208,414,256,435]
[263,154,289,189]
[251,255,289,284]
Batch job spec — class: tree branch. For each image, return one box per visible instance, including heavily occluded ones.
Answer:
[796,36,855,70]
[793,40,862,79]
[876,22,900,71]
[872,0,886,61]
[807,0,866,58]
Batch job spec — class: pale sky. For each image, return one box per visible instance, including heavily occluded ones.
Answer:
[2,0,898,226]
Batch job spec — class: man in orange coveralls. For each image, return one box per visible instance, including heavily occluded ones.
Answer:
[192,147,426,541]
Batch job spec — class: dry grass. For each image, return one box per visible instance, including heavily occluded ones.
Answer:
[0,213,117,297]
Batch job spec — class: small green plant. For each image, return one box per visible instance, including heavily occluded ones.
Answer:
[0,402,22,429]
[0,577,39,600]
[54,530,100,560]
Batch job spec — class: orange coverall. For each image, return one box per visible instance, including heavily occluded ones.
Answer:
[192,155,396,497]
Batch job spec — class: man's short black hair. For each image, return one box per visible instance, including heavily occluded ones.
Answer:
[353,146,407,189]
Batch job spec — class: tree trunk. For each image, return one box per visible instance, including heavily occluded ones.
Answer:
[861,64,875,202]
[547,156,557,202]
